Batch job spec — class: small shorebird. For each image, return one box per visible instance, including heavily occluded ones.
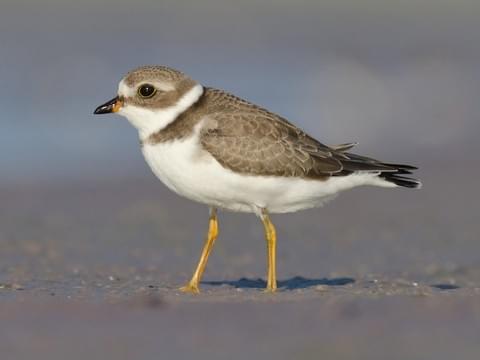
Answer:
[94,65,420,293]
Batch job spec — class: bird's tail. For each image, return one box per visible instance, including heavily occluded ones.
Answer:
[378,163,422,189]
[330,143,421,189]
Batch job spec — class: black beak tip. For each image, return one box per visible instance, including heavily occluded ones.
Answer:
[93,105,110,115]
[93,97,119,115]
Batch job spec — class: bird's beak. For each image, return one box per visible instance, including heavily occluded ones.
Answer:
[93,96,123,115]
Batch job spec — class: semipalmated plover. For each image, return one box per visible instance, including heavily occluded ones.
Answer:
[94,65,420,293]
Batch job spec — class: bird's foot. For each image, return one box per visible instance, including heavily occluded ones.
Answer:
[179,282,200,294]
[263,284,277,293]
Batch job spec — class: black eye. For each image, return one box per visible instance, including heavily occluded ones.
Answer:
[138,84,157,98]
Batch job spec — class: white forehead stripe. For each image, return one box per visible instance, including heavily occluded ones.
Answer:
[118,80,135,97]
[117,83,204,140]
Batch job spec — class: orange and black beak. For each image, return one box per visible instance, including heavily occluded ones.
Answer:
[93,96,123,115]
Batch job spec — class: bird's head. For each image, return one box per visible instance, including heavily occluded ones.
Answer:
[94,65,203,139]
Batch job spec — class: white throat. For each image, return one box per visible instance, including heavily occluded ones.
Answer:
[118,84,204,140]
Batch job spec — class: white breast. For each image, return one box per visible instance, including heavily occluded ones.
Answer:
[141,130,395,214]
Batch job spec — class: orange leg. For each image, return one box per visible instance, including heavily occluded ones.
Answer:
[261,210,277,292]
[180,208,218,294]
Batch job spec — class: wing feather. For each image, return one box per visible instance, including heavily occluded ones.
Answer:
[198,88,416,181]
[200,111,344,178]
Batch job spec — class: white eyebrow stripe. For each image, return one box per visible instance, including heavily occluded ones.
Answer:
[118,80,176,97]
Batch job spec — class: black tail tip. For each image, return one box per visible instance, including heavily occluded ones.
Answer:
[381,173,422,189]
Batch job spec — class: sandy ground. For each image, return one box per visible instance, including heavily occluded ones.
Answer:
[1,164,479,359]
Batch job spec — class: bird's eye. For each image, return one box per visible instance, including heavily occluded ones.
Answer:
[138,84,157,98]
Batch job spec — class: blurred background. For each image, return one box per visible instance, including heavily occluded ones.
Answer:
[1,1,480,358]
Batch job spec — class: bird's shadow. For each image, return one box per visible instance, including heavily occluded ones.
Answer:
[202,276,355,290]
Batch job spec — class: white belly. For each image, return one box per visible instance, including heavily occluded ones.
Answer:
[141,135,394,214]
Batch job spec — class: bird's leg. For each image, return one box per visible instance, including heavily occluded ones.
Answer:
[261,209,277,292]
[180,208,218,294]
